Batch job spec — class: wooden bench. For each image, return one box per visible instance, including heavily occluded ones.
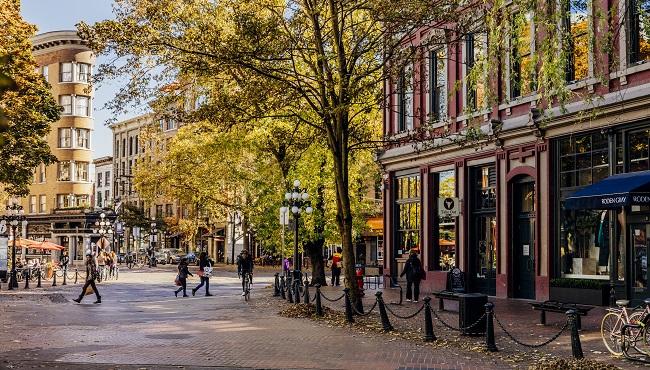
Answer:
[432,267,466,311]
[529,300,593,330]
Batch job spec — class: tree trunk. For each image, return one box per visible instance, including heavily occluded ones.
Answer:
[305,239,326,286]
[242,214,249,254]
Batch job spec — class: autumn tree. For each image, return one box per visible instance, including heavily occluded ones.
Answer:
[0,0,58,196]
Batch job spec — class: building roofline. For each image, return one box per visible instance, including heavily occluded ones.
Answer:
[31,30,89,52]
[93,156,113,165]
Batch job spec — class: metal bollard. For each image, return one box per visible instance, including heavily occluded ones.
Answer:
[485,302,498,352]
[62,267,67,285]
[24,269,30,289]
[287,276,294,303]
[293,278,300,305]
[566,309,584,359]
[343,288,355,323]
[280,275,286,300]
[315,284,323,316]
[52,271,57,287]
[303,276,310,304]
[376,292,393,332]
[273,273,280,297]
[116,267,119,280]
[74,269,78,284]
[423,297,436,341]
[37,268,42,288]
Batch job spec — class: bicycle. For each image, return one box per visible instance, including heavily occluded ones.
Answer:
[240,272,252,301]
[601,299,649,355]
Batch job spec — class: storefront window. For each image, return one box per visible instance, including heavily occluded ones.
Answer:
[395,174,420,256]
[559,132,608,188]
[436,170,456,270]
[475,166,496,209]
[628,129,650,172]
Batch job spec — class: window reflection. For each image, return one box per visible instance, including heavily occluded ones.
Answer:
[396,174,421,256]
[437,170,456,270]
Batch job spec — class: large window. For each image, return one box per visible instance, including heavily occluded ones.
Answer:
[38,164,46,183]
[60,95,72,115]
[57,161,71,181]
[558,132,611,279]
[466,33,486,110]
[76,128,90,148]
[166,204,173,217]
[97,192,103,207]
[565,0,589,82]
[629,0,650,64]
[511,12,535,98]
[395,174,421,256]
[397,64,414,132]
[434,170,456,270]
[60,62,73,82]
[76,162,89,182]
[39,195,46,213]
[29,196,36,214]
[75,96,90,116]
[428,49,447,123]
[77,63,90,82]
[105,171,110,185]
[628,129,650,172]
[97,172,103,187]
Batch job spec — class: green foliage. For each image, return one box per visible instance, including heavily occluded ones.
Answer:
[0,0,59,196]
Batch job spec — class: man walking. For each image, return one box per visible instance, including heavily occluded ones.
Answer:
[73,253,101,304]
[60,251,69,273]
[237,249,254,296]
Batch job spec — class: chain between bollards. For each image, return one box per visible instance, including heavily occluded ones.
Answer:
[315,284,323,316]
[485,302,498,352]
[423,297,436,342]
[567,309,583,359]
[376,292,393,332]
[343,288,354,323]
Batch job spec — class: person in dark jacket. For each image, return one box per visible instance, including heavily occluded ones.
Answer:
[192,252,213,296]
[73,253,101,304]
[400,250,423,302]
[175,258,193,297]
[237,249,254,296]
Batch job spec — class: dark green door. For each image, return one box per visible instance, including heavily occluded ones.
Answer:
[513,181,536,299]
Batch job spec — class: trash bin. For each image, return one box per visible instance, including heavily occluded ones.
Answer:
[355,264,365,289]
[458,293,487,336]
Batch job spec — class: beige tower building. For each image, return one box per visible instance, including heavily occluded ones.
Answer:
[19,31,102,264]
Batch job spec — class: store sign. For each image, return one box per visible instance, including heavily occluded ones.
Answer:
[438,197,460,217]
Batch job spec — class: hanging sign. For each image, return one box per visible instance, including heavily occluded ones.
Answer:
[438,197,460,217]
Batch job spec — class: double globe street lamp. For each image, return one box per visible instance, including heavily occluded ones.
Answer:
[1,203,27,290]
[93,212,114,255]
[280,180,313,281]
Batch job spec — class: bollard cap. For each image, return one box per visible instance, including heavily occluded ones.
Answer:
[423,297,431,303]
[375,291,383,297]
[314,283,321,288]
[343,287,350,292]
[485,302,494,309]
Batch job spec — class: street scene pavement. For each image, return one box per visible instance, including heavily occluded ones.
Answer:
[0,265,642,370]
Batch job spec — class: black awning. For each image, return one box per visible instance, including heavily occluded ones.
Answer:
[565,170,650,210]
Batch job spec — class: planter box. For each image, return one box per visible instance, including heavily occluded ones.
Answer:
[549,286,607,306]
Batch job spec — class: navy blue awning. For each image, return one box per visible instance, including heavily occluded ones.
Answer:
[564,170,650,210]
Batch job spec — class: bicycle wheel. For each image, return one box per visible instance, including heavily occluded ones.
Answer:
[601,312,624,355]
[628,311,650,348]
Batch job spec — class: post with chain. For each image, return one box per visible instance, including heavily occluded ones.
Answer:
[52,270,57,287]
[62,267,67,285]
[280,275,287,300]
[273,273,280,296]
[343,288,355,323]
[315,284,323,316]
[37,268,42,288]
[293,277,301,305]
[376,292,393,332]
[485,302,498,352]
[74,269,78,284]
[287,276,294,303]
[24,269,30,289]
[566,309,584,359]
[303,275,310,304]
[423,297,436,341]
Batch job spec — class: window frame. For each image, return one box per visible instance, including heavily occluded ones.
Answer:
[60,95,72,115]
[397,64,414,133]
[74,95,90,117]
[60,62,73,82]
[510,11,536,99]
[428,48,448,124]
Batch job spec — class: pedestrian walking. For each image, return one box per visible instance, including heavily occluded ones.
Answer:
[126,252,134,269]
[400,250,424,302]
[330,247,343,286]
[97,252,106,280]
[73,253,101,304]
[237,249,254,296]
[191,252,213,296]
[174,258,193,297]
[60,251,69,272]
[109,251,117,276]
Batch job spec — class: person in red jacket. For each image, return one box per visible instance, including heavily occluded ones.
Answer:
[330,247,343,286]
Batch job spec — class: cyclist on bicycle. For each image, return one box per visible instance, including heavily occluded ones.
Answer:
[237,249,254,296]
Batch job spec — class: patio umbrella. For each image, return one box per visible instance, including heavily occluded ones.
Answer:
[30,241,65,251]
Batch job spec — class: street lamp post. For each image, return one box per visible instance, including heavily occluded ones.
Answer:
[149,219,157,267]
[281,179,313,282]
[93,212,114,255]
[2,202,27,290]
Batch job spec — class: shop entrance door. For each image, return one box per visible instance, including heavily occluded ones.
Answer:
[629,223,649,299]
[512,180,536,299]
[472,214,497,296]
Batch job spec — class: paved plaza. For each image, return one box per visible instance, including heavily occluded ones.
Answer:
[0,266,639,369]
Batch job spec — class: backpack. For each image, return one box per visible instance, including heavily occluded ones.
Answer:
[332,254,341,269]
[411,260,422,276]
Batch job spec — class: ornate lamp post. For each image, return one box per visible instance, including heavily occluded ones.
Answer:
[281,179,313,277]
[93,212,114,255]
[2,202,27,290]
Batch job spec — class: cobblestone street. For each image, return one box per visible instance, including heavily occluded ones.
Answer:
[0,266,519,370]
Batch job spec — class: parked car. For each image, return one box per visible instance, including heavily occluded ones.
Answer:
[160,248,184,264]
[185,252,198,265]
[154,252,167,265]
[117,253,126,264]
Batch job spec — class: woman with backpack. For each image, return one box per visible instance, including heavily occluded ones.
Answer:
[400,250,424,302]
[174,258,193,297]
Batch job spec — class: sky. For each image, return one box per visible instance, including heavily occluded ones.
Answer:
[21,0,133,159]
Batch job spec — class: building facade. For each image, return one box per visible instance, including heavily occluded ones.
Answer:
[18,31,101,264]
[380,6,650,305]
[93,156,113,209]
